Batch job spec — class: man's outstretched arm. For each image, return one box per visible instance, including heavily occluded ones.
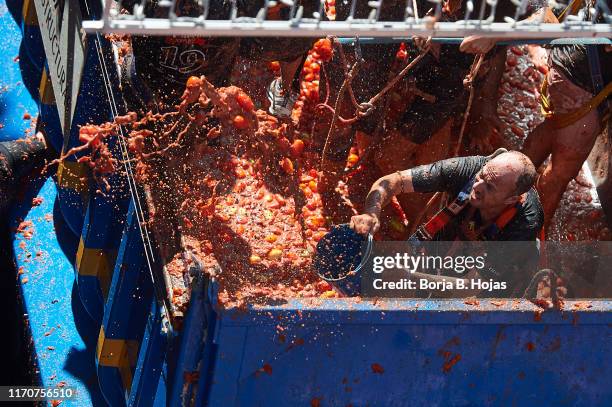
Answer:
[350,156,479,235]
[350,169,414,235]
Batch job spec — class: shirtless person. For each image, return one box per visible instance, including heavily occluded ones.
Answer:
[522,43,611,230]
[463,1,611,230]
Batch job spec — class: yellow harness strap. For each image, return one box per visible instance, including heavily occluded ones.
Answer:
[539,1,611,129]
[540,78,612,129]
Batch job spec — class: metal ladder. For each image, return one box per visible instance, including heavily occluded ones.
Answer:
[83,0,612,38]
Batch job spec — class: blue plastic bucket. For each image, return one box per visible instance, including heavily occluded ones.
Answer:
[314,224,373,296]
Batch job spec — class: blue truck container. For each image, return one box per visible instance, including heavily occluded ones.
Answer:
[4,0,612,405]
[193,297,612,406]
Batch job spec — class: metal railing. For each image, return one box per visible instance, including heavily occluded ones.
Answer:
[83,0,612,38]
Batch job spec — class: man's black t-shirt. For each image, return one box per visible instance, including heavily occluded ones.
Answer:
[410,155,544,296]
[411,155,543,241]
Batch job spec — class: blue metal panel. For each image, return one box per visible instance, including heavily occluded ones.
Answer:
[72,35,130,322]
[129,300,168,407]
[5,0,22,25]
[169,274,209,406]
[40,57,87,236]
[153,361,169,407]
[0,3,38,141]
[56,170,88,236]
[20,0,45,71]
[76,191,122,322]
[11,177,105,406]
[3,7,106,403]
[97,201,152,405]
[70,40,116,139]
[46,26,125,240]
[197,295,612,406]
[38,64,64,151]
[21,23,45,71]
[18,41,42,104]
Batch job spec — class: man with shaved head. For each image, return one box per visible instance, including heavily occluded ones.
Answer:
[351,150,541,240]
[350,150,543,297]
[351,151,543,240]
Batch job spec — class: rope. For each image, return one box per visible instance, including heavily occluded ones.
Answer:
[319,38,434,172]
[407,53,485,236]
[455,53,485,157]
[333,37,362,112]
[357,45,432,117]
[319,38,434,176]
[322,37,433,124]
[407,191,443,236]
[522,269,561,309]
[558,0,585,22]
[320,61,362,170]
